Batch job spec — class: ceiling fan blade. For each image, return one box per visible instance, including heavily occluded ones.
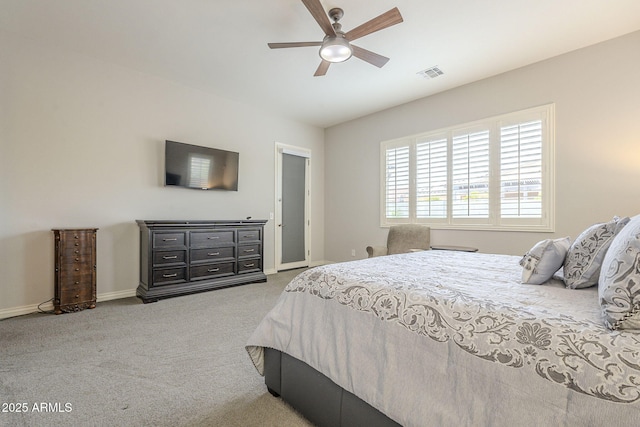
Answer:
[301,0,336,37]
[314,60,330,77]
[351,45,390,68]
[268,42,323,49]
[345,7,403,42]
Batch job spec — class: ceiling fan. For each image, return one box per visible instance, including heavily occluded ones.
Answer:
[268,0,403,76]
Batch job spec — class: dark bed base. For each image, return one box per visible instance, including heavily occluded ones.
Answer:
[264,348,401,427]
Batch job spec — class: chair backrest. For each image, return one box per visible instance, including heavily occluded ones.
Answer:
[387,224,431,255]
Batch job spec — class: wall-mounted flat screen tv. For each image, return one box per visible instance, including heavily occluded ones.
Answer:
[164,140,239,191]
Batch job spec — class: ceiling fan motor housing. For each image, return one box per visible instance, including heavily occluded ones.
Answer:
[267,1,403,76]
[328,8,344,22]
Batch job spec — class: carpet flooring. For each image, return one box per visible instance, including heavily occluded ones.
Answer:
[0,269,313,427]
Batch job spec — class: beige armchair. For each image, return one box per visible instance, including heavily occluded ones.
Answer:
[366,224,431,257]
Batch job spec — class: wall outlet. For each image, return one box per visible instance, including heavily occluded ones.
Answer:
[351,249,356,257]
[269,212,274,220]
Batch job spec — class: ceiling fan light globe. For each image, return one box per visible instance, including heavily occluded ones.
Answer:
[319,37,352,63]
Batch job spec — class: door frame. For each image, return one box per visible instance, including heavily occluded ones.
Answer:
[275,142,311,271]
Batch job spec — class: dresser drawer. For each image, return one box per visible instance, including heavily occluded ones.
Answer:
[153,250,186,266]
[191,247,234,263]
[238,229,261,243]
[58,261,94,277]
[190,230,235,247]
[57,252,94,265]
[59,282,93,303]
[191,262,235,280]
[152,267,187,285]
[238,244,261,258]
[238,258,262,274]
[60,245,94,258]
[153,232,186,248]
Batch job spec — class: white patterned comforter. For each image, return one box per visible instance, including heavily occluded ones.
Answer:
[247,251,640,426]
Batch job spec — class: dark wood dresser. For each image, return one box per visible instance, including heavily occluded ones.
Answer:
[136,220,267,303]
[52,228,98,314]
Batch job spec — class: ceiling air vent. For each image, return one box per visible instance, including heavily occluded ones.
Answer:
[417,66,444,79]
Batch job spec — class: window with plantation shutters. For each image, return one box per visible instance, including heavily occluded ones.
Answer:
[380,104,555,231]
[416,137,447,219]
[500,120,543,218]
[384,145,410,219]
[452,131,490,218]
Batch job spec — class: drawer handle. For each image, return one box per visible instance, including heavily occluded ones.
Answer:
[244,263,255,268]
[243,249,255,253]
[207,252,220,256]
[163,255,178,260]
[243,235,253,238]
[163,238,178,242]
[207,236,220,240]
[207,268,220,272]
[162,273,178,278]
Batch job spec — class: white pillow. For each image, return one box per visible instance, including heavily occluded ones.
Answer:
[598,214,640,330]
[520,237,570,285]
[564,217,630,289]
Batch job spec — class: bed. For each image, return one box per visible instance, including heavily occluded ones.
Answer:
[246,250,640,426]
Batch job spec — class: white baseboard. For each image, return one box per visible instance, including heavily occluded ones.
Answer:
[0,289,138,320]
[0,265,338,320]
[98,289,137,302]
[265,260,331,277]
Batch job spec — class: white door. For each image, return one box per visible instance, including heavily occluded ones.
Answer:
[276,144,310,271]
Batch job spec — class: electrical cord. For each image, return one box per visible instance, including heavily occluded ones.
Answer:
[37,297,55,314]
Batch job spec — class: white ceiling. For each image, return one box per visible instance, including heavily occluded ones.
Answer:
[3,0,640,128]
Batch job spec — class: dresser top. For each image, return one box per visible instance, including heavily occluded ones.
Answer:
[136,219,267,228]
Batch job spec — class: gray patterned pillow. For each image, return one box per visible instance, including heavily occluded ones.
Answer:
[520,237,570,285]
[564,217,630,289]
[598,215,640,330]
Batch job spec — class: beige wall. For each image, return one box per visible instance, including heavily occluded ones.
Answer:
[325,31,640,262]
[0,33,325,317]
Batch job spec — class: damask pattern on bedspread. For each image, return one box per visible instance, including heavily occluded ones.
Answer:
[285,251,640,403]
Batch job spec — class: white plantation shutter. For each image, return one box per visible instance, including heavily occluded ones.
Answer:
[380,104,554,231]
[452,131,490,218]
[416,138,447,218]
[500,121,543,218]
[385,145,410,219]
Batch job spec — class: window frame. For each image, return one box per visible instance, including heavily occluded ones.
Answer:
[379,104,555,232]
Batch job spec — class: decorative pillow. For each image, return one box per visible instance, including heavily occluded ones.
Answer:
[520,237,570,285]
[599,215,640,330]
[564,217,630,289]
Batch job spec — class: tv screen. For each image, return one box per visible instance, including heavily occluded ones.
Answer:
[164,140,239,191]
